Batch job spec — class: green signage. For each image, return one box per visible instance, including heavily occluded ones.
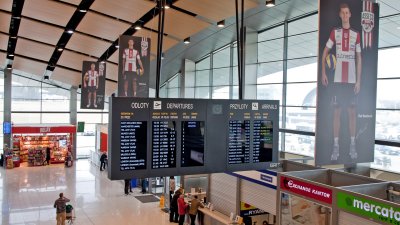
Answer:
[337,192,400,225]
[77,122,85,133]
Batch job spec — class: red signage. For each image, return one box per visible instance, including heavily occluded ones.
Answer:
[12,126,76,134]
[280,176,332,204]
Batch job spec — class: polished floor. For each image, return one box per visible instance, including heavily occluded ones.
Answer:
[0,160,171,225]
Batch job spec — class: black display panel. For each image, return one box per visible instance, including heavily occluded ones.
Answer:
[108,97,279,180]
[120,121,147,170]
[181,121,205,167]
[253,120,273,163]
[228,120,250,164]
[152,121,176,169]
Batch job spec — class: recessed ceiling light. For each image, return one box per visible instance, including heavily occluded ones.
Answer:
[183,37,190,44]
[8,54,14,57]
[6,64,12,70]
[66,29,74,34]
[266,0,275,7]
[44,75,49,80]
[134,24,142,30]
[10,36,17,39]
[79,9,87,13]
[115,45,119,48]
[12,16,21,19]
[100,61,106,64]
[217,20,225,28]
[57,47,64,52]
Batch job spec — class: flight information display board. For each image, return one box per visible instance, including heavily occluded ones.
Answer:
[152,121,176,169]
[108,97,279,180]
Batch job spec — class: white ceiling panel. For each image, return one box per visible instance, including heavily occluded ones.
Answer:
[91,0,155,22]
[0,0,12,12]
[13,57,47,77]
[0,33,8,50]
[146,9,211,40]
[76,12,130,41]
[67,33,111,57]
[51,67,81,86]
[15,38,54,62]
[22,0,76,26]
[106,62,118,81]
[0,11,10,33]
[19,18,64,45]
[175,0,258,22]
[58,50,96,71]
[105,81,117,96]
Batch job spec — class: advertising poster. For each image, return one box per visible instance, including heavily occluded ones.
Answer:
[117,35,151,98]
[315,0,379,165]
[81,61,106,109]
[281,192,332,225]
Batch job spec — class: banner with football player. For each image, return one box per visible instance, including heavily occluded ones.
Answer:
[117,35,151,97]
[315,0,379,165]
[81,61,106,109]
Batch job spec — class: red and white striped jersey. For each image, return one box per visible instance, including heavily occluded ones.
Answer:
[87,70,98,87]
[123,48,140,72]
[326,27,361,84]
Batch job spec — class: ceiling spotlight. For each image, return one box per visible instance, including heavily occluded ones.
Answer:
[12,16,21,19]
[161,53,165,59]
[217,20,225,28]
[134,24,142,30]
[79,9,87,13]
[183,37,190,44]
[44,75,49,80]
[266,0,275,7]
[6,64,12,70]
[100,60,106,64]
[57,47,64,52]
[164,3,170,9]
[115,45,119,48]
[66,29,74,34]
[78,84,82,89]
[10,35,17,39]
[8,53,14,57]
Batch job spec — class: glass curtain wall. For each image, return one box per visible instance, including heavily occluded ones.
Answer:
[176,10,400,173]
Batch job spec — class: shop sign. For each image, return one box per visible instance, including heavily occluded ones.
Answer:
[280,176,332,204]
[232,170,277,190]
[240,202,267,217]
[337,192,400,225]
[40,127,51,133]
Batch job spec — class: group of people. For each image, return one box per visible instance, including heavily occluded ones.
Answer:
[170,189,204,225]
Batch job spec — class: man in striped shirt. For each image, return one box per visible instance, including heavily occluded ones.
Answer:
[123,39,144,97]
[54,192,70,225]
[321,3,362,161]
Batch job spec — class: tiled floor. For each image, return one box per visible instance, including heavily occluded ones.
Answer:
[0,160,171,225]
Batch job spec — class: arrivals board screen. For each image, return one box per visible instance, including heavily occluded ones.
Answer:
[108,97,279,180]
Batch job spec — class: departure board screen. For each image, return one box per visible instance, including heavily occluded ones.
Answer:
[109,97,279,180]
[181,121,205,167]
[152,121,177,169]
[228,120,251,164]
[253,120,273,163]
[120,121,147,171]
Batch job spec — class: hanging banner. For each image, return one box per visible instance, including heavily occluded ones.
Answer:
[117,35,151,97]
[315,0,379,165]
[81,61,106,109]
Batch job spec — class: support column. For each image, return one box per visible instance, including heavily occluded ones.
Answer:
[70,87,77,160]
[243,27,258,99]
[3,68,12,155]
[182,59,195,98]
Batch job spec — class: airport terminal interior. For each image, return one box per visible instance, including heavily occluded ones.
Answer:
[1,0,400,224]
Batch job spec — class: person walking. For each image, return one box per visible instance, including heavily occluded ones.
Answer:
[170,190,181,223]
[177,194,187,225]
[54,192,70,225]
[188,195,204,225]
[124,179,132,195]
[46,147,51,165]
[99,152,107,171]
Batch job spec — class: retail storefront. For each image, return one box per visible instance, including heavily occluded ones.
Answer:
[8,125,76,168]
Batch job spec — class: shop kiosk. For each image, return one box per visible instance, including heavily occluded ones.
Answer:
[336,182,400,225]
[277,169,385,225]
[11,125,75,167]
